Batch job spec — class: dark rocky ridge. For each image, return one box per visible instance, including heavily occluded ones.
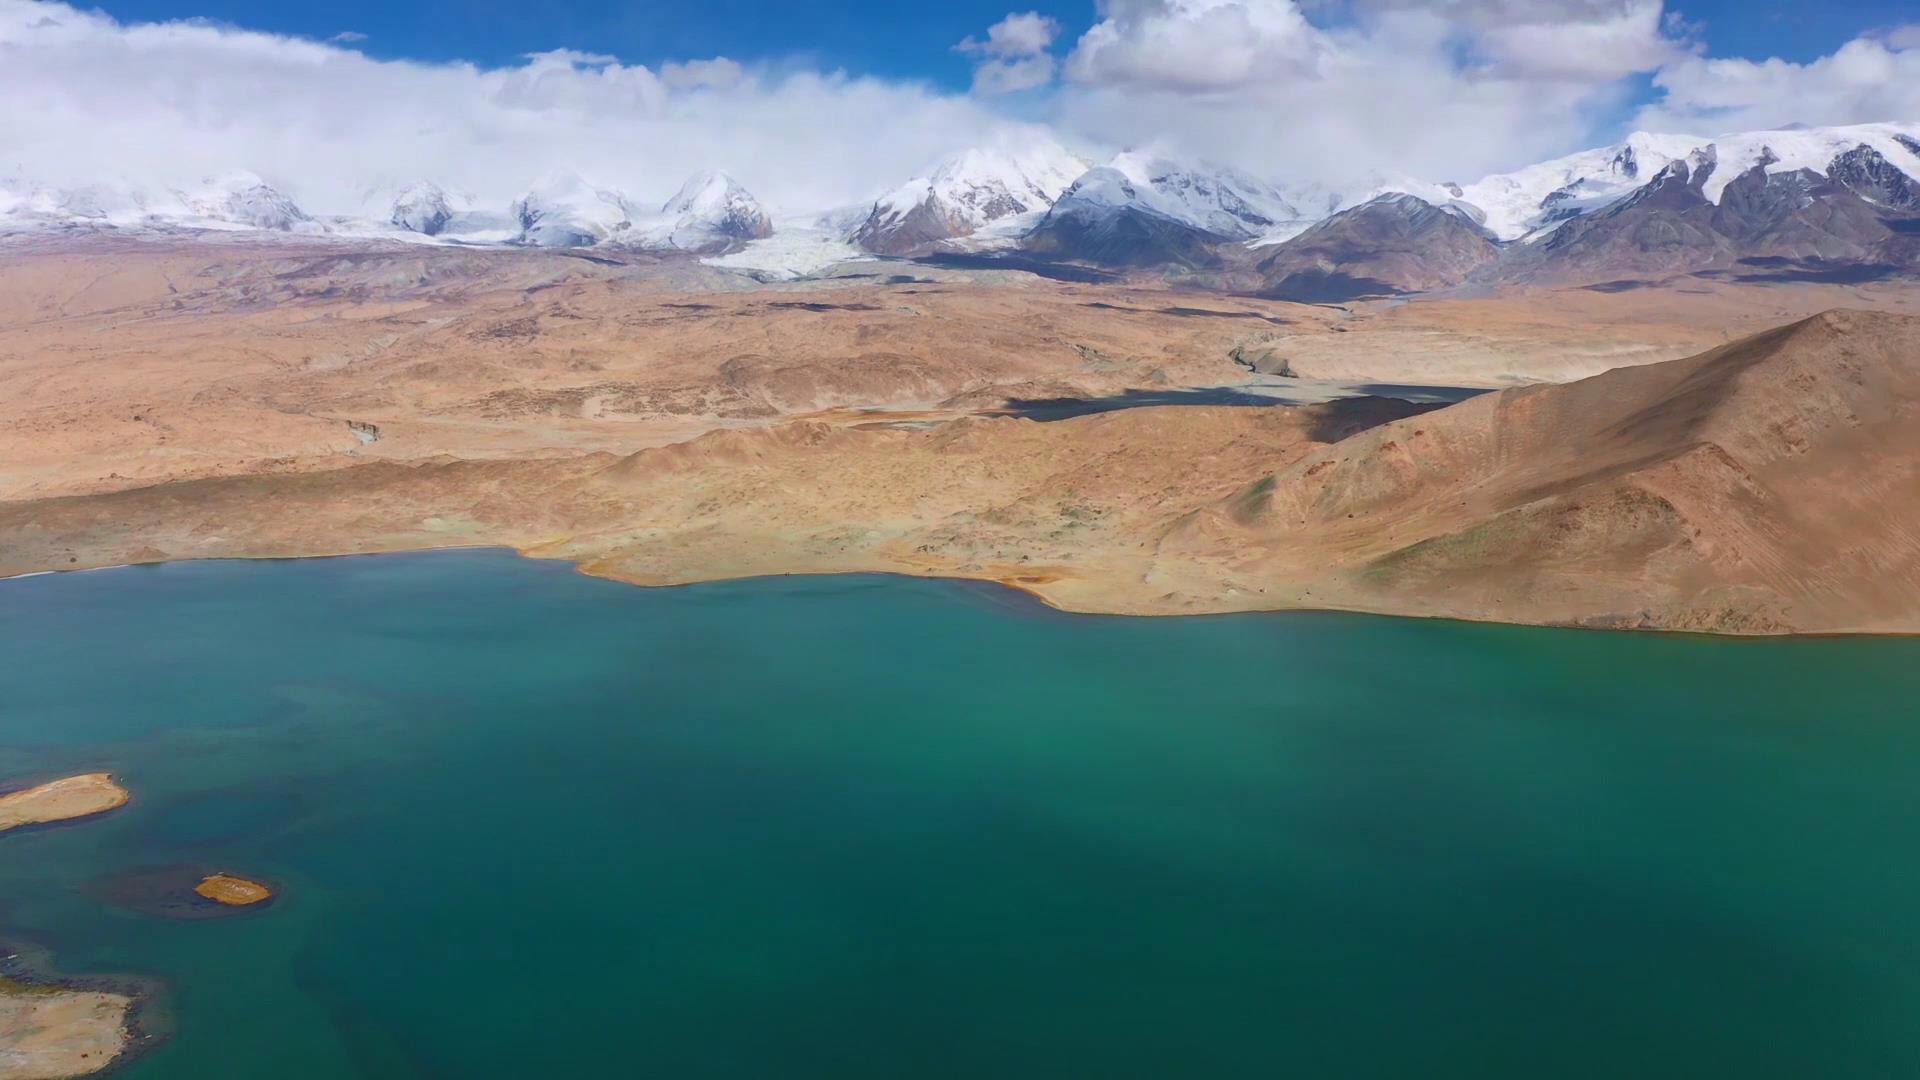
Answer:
[1022,204,1230,270]
[1008,140,1920,296]
[1252,194,1501,301]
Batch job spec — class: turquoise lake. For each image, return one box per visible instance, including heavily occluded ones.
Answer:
[4,550,1920,1077]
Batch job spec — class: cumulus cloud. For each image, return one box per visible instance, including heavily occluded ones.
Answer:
[971,55,1058,94]
[1339,0,1691,79]
[1065,0,1326,92]
[660,56,746,90]
[1635,33,1920,134]
[0,0,1029,214]
[1462,0,1691,81]
[957,12,1060,94]
[1054,0,1679,186]
[958,11,1060,57]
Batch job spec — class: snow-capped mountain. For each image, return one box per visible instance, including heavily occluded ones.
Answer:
[1021,151,1311,267]
[638,171,774,253]
[511,172,637,247]
[1495,129,1920,285]
[1681,122,1920,207]
[1256,192,1500,301]
[1375,122,1920,243]
[0,180,146,226]
[389,181,460,236]
[1100,151,1309,240]
[2,119,1915,289]
[851,139,1089,255]
[0,173,319,234]
[186,172,313,231]
[1251,120,1920,295]
[1418,132,1706,241]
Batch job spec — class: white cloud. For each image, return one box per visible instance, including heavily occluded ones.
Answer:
[1065,0,1326,92]
[958,11,1060,57]
[327,30,366,44]
[1053,0,1675,187]
[972,55,1058,94]
[1637,34,1920,134]
[0,0,1029,214]
[660,57,746,90]
[958,11,1061,95]
[1464,0,1689,81]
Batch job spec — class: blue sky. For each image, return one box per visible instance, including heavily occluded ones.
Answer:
[85,0,1920,88]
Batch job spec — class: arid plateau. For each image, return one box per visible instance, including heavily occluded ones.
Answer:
[2,234,1918,634]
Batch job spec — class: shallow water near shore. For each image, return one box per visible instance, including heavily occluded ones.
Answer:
[5,549,1920,1078]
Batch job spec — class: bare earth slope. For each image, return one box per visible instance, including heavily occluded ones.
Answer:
[1176,310,1920,631]
[2,308,1917,633]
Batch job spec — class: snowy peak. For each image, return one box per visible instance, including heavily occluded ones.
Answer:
[187,172,311,231]
[512,171,635,247]
[1023,150,1315,267]
[655,170,774,250]
[1685,122,1920,205]
[1828,143,1920,211]
[1021,152,1313,268]
[0,173,317,234]
[0,180,148,224]
[389,181,459,236]
[1095,151,1307,240]
[1412,132,1705,241]
[1256,191,1501,301]
[851,137,1090,255]
[1401,122,1920,242]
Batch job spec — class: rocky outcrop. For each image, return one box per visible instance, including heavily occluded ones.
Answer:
[1502,153,1920,284]
[1253,193,1500,301]
[1827,144,1920,212]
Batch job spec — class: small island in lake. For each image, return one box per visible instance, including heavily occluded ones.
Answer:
[193,875,273,907]
[2,775,137,1078]
[0,977,132,1080]
[0,775,129,836]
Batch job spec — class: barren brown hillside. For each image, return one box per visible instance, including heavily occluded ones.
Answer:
[2,293,1916,633]
[1178,309,1920,631]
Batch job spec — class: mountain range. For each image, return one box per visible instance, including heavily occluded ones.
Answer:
[4,121,1917,294]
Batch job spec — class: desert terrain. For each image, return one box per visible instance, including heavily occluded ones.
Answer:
[1,234,1918,633]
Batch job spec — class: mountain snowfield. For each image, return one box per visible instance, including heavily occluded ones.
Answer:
[1380,131,1709,241]
[1401,122,1920,241]
[0,172,325,234]
[849,139,1090,255]
[1033,151,1314,243]
[642,171,776,253]
[3,120,1918,278]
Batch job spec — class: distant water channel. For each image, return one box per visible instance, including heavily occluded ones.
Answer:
[993,381,1486,421]
[4,550,1920,1078]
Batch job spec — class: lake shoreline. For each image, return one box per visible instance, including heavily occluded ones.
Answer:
[0,938,164,1079]
[4,550,1920,1075]
[3,546,1914,641]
